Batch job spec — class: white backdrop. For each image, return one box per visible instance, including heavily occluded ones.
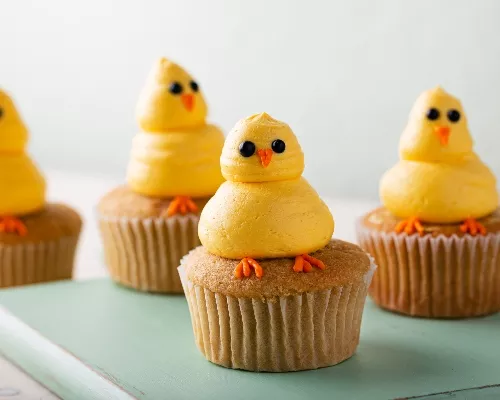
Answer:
[2,0,500,199]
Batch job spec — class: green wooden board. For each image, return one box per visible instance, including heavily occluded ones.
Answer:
[0,279,499,400]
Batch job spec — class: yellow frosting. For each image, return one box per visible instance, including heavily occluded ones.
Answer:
[199,113,334,259]
[380,87,498,223]
[127,124,225,197]
[221,113,305,182]
[0,90,46,215]
[136,58,208,132]
[127,58,224,197]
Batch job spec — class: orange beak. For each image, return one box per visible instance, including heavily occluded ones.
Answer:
[434,126,450,146]
[181,94,195,111]
[257,148,273,167]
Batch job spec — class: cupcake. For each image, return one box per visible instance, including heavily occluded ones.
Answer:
[357,87,500,318]
[180,113,376,371]
[0,90,82,288]
[98,58,224,293]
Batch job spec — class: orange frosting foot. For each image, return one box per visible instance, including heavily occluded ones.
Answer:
[165,196,198,217]
[293,254,326,273]
[234,257,263,279]
[395,216,424,236]
[0,216,27,236]
[460,217,486,236]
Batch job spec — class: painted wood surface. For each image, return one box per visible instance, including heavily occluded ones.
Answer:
[0,356,59,400]
[0,279,499,400]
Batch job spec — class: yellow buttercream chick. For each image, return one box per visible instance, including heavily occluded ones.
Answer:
[380,87,498,235]
[0,90,46,235]
[127,58,224,216]
[199,113,334,278]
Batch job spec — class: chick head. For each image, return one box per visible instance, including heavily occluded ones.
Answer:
[221,113,304,183]
[399,87,473,162]
[136,58,208,132]
[0,89,28,152]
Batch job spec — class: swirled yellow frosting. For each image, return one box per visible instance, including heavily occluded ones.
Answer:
[220,113,305,182]
[127,124,224,197]
[136,58,207,132]
[0,90,46,215]
[380,87,498,223]
[127,58,224,197]
[199,113,334,259]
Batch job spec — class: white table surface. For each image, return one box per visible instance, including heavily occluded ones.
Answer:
[0,169,376,399]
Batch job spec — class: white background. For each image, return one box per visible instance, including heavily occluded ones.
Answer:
[2,0,500,199]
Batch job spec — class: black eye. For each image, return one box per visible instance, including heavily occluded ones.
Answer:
[426,108,440,120]
[0,108,3,119]
[447,109,460,123]
[190,81,199,92]
[169,82,183,95]
[239,141,256,157]
[271,139,286,153]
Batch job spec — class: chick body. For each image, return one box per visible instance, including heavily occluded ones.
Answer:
[199,113,334,259]
[0,91,45,216]
[380,87,497,223]
[127,124,224,197]
[127,58,224,198]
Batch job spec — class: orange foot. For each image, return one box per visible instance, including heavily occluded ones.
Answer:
[395,216,424,236]
[460,217,486,236]
[293,254,326,273]
[0,216,28,236]
[234,257,263,279]
[165,196,198,217]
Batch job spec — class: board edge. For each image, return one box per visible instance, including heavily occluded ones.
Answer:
[0,306,135,400]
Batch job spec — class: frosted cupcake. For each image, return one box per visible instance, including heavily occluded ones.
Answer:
[180,113,376,371]
[357,87,500,318]
[0,90,82,288]
[98,58,224,293]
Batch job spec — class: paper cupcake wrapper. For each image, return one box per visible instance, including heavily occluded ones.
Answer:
[0,236,79,288]
[356,221,500,318]
[98,214,200,293]
[178,259,376,372]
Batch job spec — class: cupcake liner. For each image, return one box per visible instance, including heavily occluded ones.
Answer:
[0,236,79,288]
[178,258,376,372]
[99,214,200,293]
[356,221,500,318]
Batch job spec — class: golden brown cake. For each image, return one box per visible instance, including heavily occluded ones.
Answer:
[180,113,376,372]
[362,207,500,238]
[356,87,500,318]
[358,207,500,318]
[96,58,225,293]
[181,240,374,371]
[0,204,82,288]
[98,186,209,293]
